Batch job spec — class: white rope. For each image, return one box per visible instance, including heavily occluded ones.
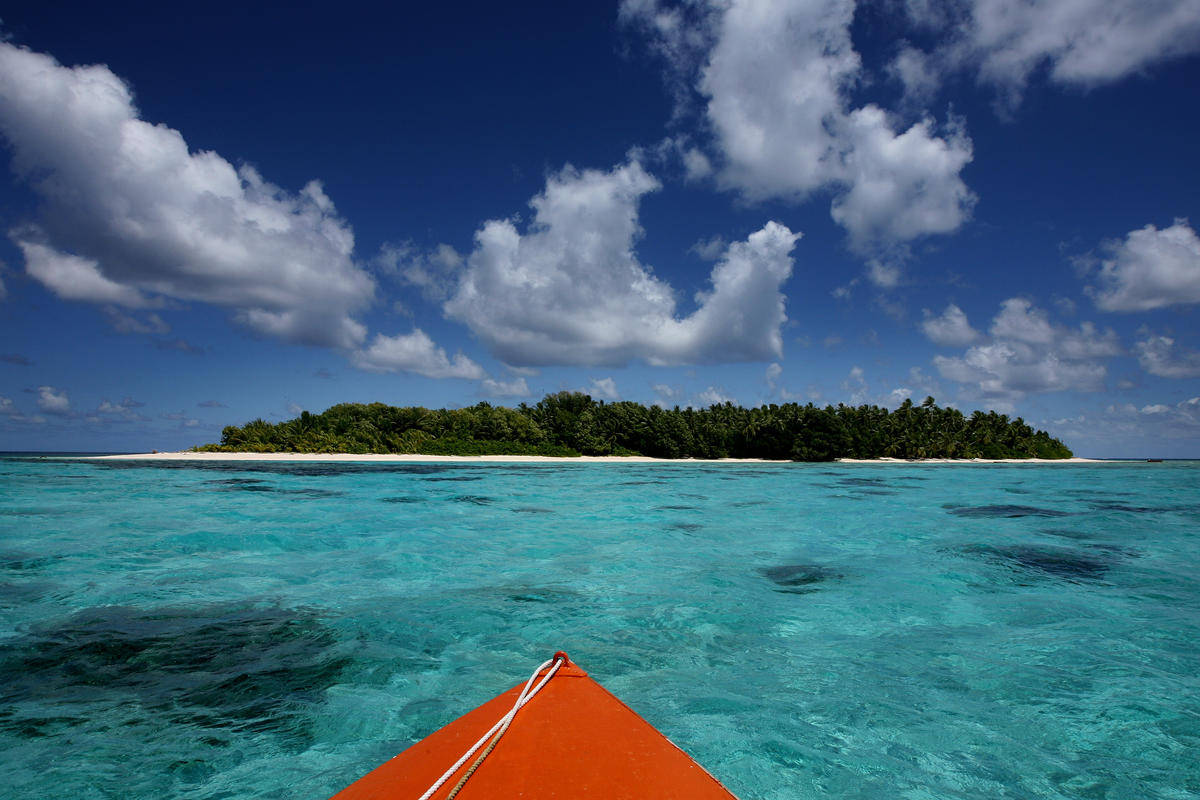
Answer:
[416,655,565,800]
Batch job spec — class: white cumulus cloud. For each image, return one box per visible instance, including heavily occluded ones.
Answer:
[830,108,975,251]
[765,362,783,392]
[696,386,735,406]
[36,385,70,414]
[921,303,979,346]
[1090,219,1200,312]
[898,1,1200,109]
[103,307,170,336]
[479,377,531,398]
[96,396,148,422]
[889,44,940,106]
[588,377,621,401]
[1135,332,1200,378]
[622,0,976,252]
[377,241,465,302]
[444,159,800,366]
[1049,396,1200,455]
[933,298,1122,401]
[841,365,869,404]
[17,242,154,308]
[969,0,1200,99]
[352,330,485,379]
[0,42,375,349]
[652,383,683,407]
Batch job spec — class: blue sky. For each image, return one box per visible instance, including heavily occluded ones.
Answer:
[1,1,1199,457]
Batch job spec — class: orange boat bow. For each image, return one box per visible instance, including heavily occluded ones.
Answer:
[331,653,738,799]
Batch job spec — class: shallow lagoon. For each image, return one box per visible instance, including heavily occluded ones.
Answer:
[1,457,1197,799]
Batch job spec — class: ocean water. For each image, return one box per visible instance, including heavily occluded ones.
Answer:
[1,456,1197,800]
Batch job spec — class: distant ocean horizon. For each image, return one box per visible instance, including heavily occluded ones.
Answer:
[2,455,1197,799]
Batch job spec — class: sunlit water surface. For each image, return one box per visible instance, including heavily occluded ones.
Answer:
[1,457,1197,799]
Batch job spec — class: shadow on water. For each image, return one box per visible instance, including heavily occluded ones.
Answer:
[812,476,908,495]
[1087,501,1200,514]
[758,564,842,594]
[1060,488,1134,499]
[504,586,580,604]
[945,504,1069,518]
[1039,528,1097,541]
[0,580,57,606]
[0,603,351,748]
[709,469,783,480]
[0,553,65,607]
[1089,502,1161,513]
[961,545,1114,583]
[836,477,891,487]
[202,478,346,498]
[448,495,494,505]
[87,461,545,478]
[1,552,64,572]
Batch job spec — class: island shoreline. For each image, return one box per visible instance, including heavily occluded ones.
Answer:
[78,452,1108,464]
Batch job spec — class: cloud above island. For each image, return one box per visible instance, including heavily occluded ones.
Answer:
[352,329,485,379]
[443,159,801,366]
[934,298,1122,402]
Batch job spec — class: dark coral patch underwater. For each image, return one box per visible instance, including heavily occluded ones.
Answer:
[758,564,842,594]
[946,504,1069,518]
[94,461,487,478]
[0,552,63,571]
[962,545,1114,583]
[203,478,345,498]
[0,603,350,748]
[836,477,891,487]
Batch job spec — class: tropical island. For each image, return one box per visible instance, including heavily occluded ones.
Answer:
[195,392,1072,461]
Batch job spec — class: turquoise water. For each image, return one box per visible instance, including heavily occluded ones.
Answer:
[1,457,1197,799]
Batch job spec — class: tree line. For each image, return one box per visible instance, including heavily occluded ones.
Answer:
[197,392,1073,461]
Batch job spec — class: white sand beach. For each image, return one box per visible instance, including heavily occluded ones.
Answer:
[835,456,1104,464]
[84,452,1106,464]
[88,452,774,463]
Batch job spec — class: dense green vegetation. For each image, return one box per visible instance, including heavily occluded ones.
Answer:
[197,393,1072,461]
